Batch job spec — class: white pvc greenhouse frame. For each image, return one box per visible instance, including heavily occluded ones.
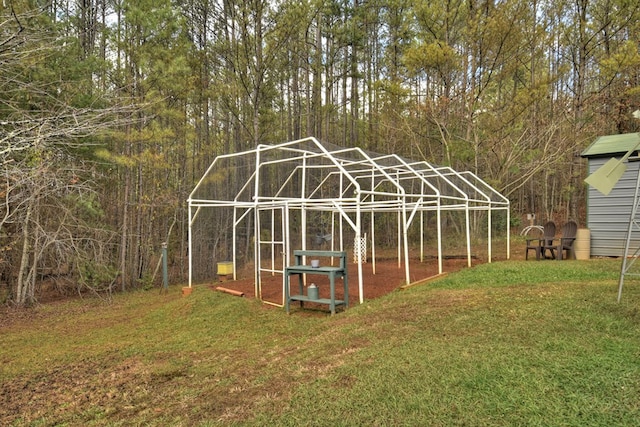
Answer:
[188,137,510,305]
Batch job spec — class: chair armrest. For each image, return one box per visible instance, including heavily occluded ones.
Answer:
[559,237,576,245]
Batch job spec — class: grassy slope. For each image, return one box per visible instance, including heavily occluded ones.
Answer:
[1,259,640,426]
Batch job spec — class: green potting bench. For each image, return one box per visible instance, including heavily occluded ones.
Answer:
[284,250,348,315]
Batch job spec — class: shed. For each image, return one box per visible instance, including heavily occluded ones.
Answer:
[581,133,640,256]
[187,137,510,305]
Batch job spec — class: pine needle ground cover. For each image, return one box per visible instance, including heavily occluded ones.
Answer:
[2,259,639,426]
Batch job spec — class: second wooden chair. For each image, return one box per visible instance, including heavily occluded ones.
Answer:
[526,221,556,260]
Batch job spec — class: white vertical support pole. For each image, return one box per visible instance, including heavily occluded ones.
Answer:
[188,204,193,288]
[328,211,335,267]
[254,206,261,299]
[420,210,424,262]
[301,153,307,253]
[357,197,364,304]
[300,154,308,287]
[339,212,344,252]
[253,148,261,299]
[339,173,344,252]
[329,211,336,251]
[301,209,307,251]
[281,204,289,307]
[465,202,472,267]
[437,202,443,274]
[397,211,401,268]
[331,211,336,251]
[487,204,492,263]
[271,207,276,276]
[284,204,290,265]
[371,211,376,275]
[370,169,376,274]
[506,208,511,259]
[420,182,425,263]
[397,192,402,269]
[232,207,238,280]
[402,195,411,285]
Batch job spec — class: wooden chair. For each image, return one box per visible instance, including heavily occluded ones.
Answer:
[526,221,556,260]
[547,220,578,260]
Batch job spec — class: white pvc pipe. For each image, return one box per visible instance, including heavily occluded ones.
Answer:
[271,208,275,275]
[357,201,364,304]
[371,211,376,275]
[188,204,193,288]
[371,170,376,274]
[232,207,238,281]
[402,197,411,285]
[397,208,401,269]
[254,148,261,298]
[420,210,424,263]
[281,204,289,306]
[437,203,443,274]
[254,207,260,299]
[301,154,307,264]
[465,203,472,267]
[506,209,511,259]
[487,205,492,263]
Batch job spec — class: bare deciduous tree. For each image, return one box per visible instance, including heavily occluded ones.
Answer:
[1,5,135,305]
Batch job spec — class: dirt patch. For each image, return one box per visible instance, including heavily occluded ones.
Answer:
[210,244,516,310]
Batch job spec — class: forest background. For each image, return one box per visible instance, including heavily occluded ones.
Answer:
[2,0,640,305]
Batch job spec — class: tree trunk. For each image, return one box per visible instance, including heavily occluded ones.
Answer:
[15,202,33,305]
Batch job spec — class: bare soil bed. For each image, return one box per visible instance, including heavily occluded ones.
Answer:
[210,243,518,310]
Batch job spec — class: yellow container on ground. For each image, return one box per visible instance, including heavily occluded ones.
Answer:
[217,261,234,275]
[575,228,590,260]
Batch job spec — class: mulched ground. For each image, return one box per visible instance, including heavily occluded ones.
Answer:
[209,245,515,311]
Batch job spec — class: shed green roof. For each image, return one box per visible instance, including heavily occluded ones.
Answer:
[581,133,640,158]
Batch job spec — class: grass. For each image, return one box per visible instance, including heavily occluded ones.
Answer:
[2,259,640,426]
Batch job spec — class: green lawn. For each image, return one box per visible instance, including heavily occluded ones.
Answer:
[2,259,640,426]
